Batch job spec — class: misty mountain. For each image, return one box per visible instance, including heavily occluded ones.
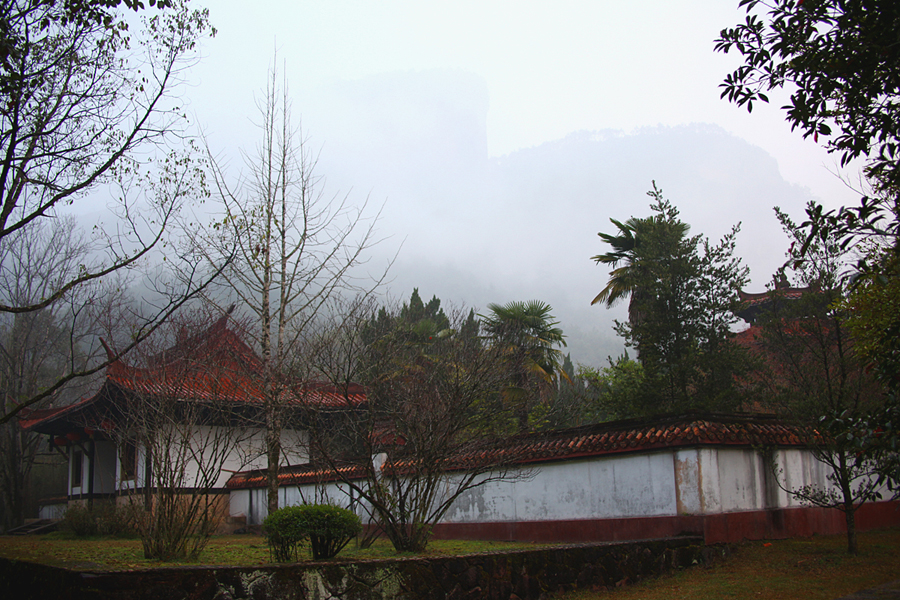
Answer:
[74,69,817,369]
[303,69,815,367]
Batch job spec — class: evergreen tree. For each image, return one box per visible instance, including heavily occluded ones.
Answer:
[578,353,646,422]
[543,353,583,429]
[595,185,750,415]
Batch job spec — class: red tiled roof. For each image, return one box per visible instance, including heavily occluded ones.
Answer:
[106,361,366,409]
[17,399,93,431]
[492,415,804,465]
[226,414,808,489]
[105,321,366,408]
[21,318,366,433]
[227,463,368,489]
[294,382,367,409]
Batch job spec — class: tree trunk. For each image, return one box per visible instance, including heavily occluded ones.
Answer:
[838,452,858,555]
[266,401,281,516]
[844,501,858,555]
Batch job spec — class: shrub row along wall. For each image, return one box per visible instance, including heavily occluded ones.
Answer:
[0,537,706,600]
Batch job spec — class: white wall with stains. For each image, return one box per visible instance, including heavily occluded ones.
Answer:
[229,445,854,526]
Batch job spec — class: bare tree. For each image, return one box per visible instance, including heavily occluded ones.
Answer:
[0,218,105,531]
[0,0,225,424]
[104,310,257,561]
[307,303,527,553]
[194,63,386,516]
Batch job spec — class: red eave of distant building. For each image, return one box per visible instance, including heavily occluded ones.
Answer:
[736,284,816,325]
[738,288,809,306]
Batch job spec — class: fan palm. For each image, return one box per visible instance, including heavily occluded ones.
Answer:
[592,215,690,327]
[481,300,567,430]
[591,217,641,308]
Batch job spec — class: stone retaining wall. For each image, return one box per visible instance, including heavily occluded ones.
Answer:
[0,537,708,600]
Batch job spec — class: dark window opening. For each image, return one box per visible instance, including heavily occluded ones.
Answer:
[71,448,83,489]
[120,441,137,481]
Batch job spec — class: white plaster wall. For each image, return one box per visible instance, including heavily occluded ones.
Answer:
[444,452,678,523]
[282,481,357,510]
[229,489,253,524]
[671,447,854,515]
[236,451,681,526]
[39,503,68,520]
[715,448,767,512]
[141,425,309,491]
[673,449,701,514]
[444,472,516,523]
[228,445,868,527]
[674,448,798,514]
[775,447,836,507]
[92,441,118,494]
[227,427,308,473]
[697,448,723,513]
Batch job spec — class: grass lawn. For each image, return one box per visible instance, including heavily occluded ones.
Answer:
[556,527,900,600]
[0,533,546,570]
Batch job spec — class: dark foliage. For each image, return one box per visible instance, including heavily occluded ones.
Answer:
[716,0,900,189]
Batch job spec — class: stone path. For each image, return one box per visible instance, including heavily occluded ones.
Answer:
[837,581,900,599]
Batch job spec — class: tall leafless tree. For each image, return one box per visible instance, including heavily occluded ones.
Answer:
[0,218,100,531]
[194,63,387,516]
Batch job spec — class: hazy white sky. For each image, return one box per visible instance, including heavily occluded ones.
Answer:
[191,0,860,207]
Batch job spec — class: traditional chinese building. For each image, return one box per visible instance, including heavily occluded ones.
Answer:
[20,315,365,520]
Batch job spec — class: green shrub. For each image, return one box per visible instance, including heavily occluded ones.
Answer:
[264,503,362,561]
[263,505,308,562]
[61,504,97,537]
[300,504,362,560]
[60,503,136,538]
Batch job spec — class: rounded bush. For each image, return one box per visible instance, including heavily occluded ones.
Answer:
[264,503,361,561]
[61,504,98,537]
[298,503,362,560]
[263,505,309,562]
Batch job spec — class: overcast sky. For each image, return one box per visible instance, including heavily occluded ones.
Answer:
[192,1,859,200]
[166,1,866,365]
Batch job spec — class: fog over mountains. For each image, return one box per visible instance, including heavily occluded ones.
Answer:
[284,69,817,367]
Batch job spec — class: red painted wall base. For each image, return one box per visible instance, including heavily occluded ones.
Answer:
[427,501,900,545]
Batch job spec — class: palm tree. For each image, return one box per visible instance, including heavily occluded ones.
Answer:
[591,208,690,328]
[481,300,567,431]
[591,217,641,309]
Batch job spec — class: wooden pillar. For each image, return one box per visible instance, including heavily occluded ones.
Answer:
[143,445,152,511]
[87,439,96,511]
